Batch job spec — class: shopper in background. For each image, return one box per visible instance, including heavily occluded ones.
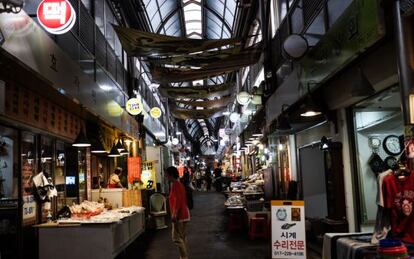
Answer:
[166,166,190,259]
[108,167,123,188]
[181,167,194,210]
[213,163,223,192]
[195,169,202,191]
[205,167,212,192]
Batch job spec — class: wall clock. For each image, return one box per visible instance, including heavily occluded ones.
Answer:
[368,137,381,150]
[385,156,398,170]
[383,135,402,156]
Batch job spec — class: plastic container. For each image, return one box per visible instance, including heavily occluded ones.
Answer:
[378,239,409,259]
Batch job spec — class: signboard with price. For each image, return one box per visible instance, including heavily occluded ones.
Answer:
[271,200,306,259]
[22,195,37,226]
[141,161,156,190]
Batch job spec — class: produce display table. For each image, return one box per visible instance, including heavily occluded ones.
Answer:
[36,209,145,259]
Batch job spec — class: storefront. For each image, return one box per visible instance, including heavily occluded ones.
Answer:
[0,5,146,258]
[349,85,406,231]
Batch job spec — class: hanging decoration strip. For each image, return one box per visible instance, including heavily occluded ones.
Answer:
[150,46,262,83]
[113,25,241,57]
[170,107,225,120]
[148,45,243,67]
[158,82,234,99]
[174,95,233,109]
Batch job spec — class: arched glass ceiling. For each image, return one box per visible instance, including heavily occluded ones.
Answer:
[183,0,202,38]
[141,0,239,154]
[142,0,182,36]
[142,0,238,38]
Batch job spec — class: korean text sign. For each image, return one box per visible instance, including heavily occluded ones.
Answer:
[141,161,156,190]
[271,200,306,259]
[127,156,142,184]
[37,0,76,35]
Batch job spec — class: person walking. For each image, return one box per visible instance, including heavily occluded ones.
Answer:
[195,169,202,191]
[181,167,194,210]
[213,164,223,192]
[205,168,212,192]
[166,166,190,259]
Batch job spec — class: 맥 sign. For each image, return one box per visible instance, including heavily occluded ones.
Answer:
[271,200,307,259]
[37,0,76,35]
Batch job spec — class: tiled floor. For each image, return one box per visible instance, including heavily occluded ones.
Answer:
[119,191,322,259]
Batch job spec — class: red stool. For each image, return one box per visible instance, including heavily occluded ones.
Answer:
[249,217,268,240]
[228,213,243,232]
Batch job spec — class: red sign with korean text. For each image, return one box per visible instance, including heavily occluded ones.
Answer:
[37,0,76,35]
[127,156,142,184]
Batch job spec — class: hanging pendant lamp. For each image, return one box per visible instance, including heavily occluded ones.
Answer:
[108,144,121,157]
[115,139,124,152]
[91,138,107,154]
[72,128,91,147]
[72,107,91,147]
[120,149,129,156]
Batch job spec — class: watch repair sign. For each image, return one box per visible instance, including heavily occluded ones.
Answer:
[271,200,306,259]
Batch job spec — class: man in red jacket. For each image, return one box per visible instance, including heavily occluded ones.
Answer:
[166,166,190,259]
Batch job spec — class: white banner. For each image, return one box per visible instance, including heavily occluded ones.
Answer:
[271,200,307,259]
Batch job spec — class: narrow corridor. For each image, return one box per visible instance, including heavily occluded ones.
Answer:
[142,191,269,259]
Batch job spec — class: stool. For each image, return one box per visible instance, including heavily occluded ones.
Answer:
[249,217,267,240]
[228,213,243,232]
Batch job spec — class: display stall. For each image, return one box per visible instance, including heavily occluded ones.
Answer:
[36,203,145,259]
[223,162,270,236]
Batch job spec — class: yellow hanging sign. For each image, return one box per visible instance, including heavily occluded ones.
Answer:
[126,98,143,115]
[150,107,162,119]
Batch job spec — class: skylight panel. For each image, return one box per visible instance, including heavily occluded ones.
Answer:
[183,2,202,38]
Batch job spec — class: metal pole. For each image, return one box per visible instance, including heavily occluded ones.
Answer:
[394,0,414,125]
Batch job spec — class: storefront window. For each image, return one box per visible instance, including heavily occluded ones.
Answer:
[55,141,66,211]
[78,149,87,202]
[21,132,37,226]
[0,126,18,200]
[40,136,54,222]
[91,154,109,189]
[0,126,18,259]
[40,136,53,179]
[352,86,403,227]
